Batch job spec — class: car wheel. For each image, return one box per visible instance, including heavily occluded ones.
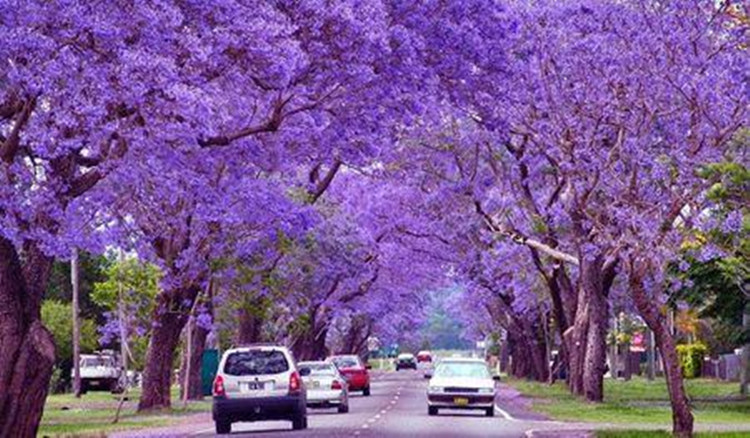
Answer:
[292,413,307,430]
[215,419,231,434]
[338,403,349,414]
[485,407,495,417]
[363,386,371,396]
[428,406,438,416]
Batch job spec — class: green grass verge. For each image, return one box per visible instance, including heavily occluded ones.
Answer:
[368,358,395,371]
[596,432,750,438]
[506,377,750,425]
[39,387,211,437]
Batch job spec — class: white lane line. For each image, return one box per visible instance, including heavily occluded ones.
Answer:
[494,403,517,421]
[374,414,381,419]
[362,424,370,429]
[380,410,387,414]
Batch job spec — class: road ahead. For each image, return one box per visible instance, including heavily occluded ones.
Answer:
[142,370,589,438]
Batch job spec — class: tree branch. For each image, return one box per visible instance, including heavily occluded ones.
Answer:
[474,200,580,266]
[309,160,342,204]
[1,95,36,163]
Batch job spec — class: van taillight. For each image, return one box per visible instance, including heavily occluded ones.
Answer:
[213,375,226,397]
[289,371,302,395]
[331,380,343,390]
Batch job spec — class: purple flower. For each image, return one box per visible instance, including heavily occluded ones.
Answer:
[196,312,214,331]
[722,211,744,234]
[698,244,724,263]
[678,260,690,272]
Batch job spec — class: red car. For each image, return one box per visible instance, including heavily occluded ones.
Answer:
[417,351,433,363]
[327,355,371,396]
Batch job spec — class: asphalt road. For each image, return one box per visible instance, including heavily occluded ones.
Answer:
[181,370,587,438]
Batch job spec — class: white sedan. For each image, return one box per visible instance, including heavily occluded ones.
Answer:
[426,358,498,417]
[298,361,349,413]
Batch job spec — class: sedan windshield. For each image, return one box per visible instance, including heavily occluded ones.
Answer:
[299,362,336,375]
[330,356,360,368]
[434,362,490,379]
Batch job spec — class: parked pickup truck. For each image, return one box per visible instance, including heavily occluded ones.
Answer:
[74,352,123,393]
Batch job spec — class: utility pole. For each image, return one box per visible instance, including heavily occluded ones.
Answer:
[117,250,128,389]
[113,250,131,424]
[71,248,82,397]
[646,329,656,381]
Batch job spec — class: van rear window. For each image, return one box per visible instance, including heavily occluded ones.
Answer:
[224,350,289,376]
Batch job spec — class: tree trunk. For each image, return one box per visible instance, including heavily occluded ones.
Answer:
[582,257,608,402]
[630,261,693,437]
[138,287,199,412]
[180,322,208,400]
[0,238,56,438]
[741,302,749,396]
[565,297,589,395]
[236,306,263,345]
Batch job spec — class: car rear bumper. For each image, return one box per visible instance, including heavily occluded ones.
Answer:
[307,389,346,406]
[396,363,417,369]
[344,375,368,390]
[213,395,305,422]
[427,394,495,409]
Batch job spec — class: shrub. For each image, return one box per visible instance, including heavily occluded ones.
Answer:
[676,343,707,378]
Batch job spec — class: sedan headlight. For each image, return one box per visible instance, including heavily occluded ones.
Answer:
[428,386,444,393]
[478,388,494,394]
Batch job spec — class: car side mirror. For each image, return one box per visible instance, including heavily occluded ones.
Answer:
[492,375,501,381]
[299,367,311,377]
[365,364,372,370]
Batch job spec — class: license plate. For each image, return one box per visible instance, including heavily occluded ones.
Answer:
[454,397,469,406]
[241,381,264,392]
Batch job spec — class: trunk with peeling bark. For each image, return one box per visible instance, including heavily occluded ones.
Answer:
[565,297,589,395]
[630,261,693,437]
[0,238,56,438]
[138,287,199,412]
[581,257,608,402]
[565,256,615,402]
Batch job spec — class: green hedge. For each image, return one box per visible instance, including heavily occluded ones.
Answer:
[676,343,707,378]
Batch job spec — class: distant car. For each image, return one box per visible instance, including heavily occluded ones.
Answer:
[212,345,308,434]
[416,351,433,363]
[327,355,371,396]
[298,361,349,413]
[395,353,417,371]
[74,353,122,393]
[427,358,498,417]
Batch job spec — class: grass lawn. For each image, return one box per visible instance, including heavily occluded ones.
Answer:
[596,432,750,438]
[506,377,750,425]
[39,387,211,437]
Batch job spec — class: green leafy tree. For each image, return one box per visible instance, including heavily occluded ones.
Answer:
[92,258,162,371]
[41,300,98,392]
[46,252,111,321]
